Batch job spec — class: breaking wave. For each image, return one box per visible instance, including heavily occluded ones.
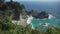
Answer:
[27,14,60,29]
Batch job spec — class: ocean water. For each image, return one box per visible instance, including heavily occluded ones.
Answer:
[27,14,60,28]
[20,1,60,19]
[20,1,60,27]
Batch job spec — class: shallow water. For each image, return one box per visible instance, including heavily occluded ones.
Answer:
[27,15,60,28]
[20,1,60,28]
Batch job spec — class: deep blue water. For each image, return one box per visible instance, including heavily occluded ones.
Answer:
[20,1,60,19]
[19,1,60,28]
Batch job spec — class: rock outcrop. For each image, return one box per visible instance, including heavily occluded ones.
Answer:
[33,11,49,19]
[38,11,49,19]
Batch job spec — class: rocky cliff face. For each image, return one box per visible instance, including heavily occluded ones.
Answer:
[0,0,27,26]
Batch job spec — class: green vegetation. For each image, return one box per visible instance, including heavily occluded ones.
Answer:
[0,0,60,34]
[0,23,60,34]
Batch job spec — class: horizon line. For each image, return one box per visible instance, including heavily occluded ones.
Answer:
[6,0,60,2]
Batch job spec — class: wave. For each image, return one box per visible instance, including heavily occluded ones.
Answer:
[48,14,55,19]
[27,14,56,29]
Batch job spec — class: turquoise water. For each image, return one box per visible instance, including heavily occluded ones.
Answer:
[31,16,60,28]
[20,1,60,28]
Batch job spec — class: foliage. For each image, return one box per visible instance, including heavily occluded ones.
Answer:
[0,24,60,34]
[44,26,60,34]
[0,0,60,34]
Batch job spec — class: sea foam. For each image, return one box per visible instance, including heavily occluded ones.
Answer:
[27,14,55,29]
